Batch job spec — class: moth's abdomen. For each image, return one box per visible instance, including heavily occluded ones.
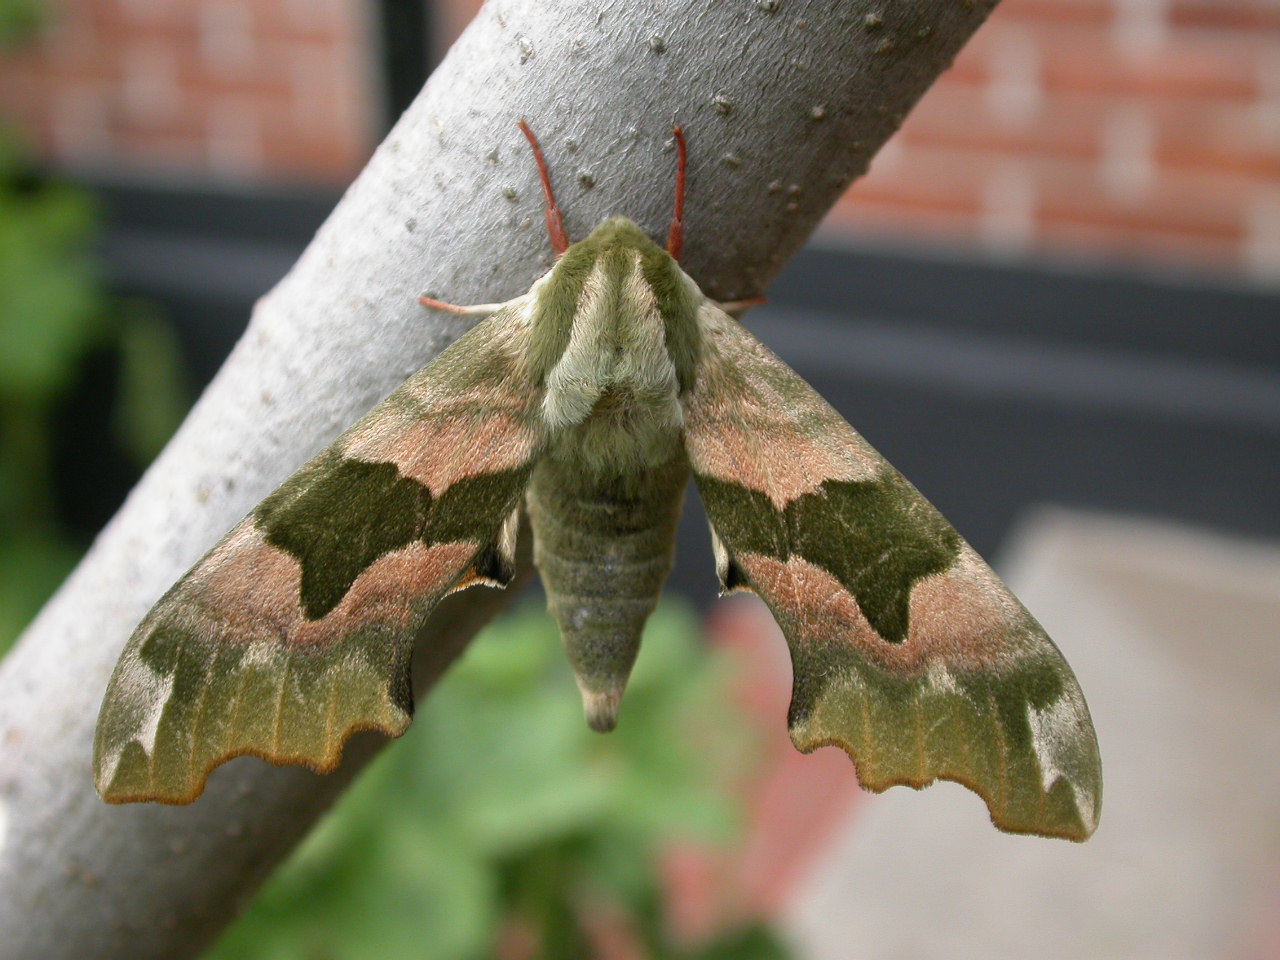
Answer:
[526,452,688,732]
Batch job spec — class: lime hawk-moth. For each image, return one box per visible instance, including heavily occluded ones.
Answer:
[95,122,1101,841]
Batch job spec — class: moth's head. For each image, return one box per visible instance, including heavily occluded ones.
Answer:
[541,215,682,293]
[567,216,667,260]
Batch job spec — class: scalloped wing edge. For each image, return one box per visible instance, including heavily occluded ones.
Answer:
[97,717,412,806]
[788,660,1100,839]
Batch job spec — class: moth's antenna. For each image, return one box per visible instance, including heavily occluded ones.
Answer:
[666,125,687,261]
[518,118,570,254]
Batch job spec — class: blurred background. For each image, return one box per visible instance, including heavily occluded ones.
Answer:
[0,1,1278,958]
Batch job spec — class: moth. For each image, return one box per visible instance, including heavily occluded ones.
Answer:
[95,121,1101,841]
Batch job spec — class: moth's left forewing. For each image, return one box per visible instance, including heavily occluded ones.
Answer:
[95,300,544,803]
[684,304,1101,841]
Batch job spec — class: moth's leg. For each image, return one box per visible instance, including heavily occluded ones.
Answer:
[418,295,513,316]
[713,295,767,320]
[518,118,570,254]
[667,125,687,260]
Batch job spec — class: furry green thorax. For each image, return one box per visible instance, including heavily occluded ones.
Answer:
[528,216,703,476]
[529,217,702,395]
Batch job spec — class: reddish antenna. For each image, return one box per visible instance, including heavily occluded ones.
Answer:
[518,118,570,255]
[666,125,687,260]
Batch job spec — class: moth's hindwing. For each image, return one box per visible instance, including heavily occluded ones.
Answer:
[684,304,1102,841]
[94,302,543,803]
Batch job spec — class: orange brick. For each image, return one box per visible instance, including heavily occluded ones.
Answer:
[845,143,999,213]
[176,62,295,101]
[1033,154,1258,241]
[995,0,1114,27]
[943,28,995,86]
[825,196,983,248]
[1150,97,1280,180]
[1169,0,1280,32]
[1029,162,1269,263]
[95,1,199,49]
[901,79,1106,162]
[0,48,46,110]
[258,129,367,183]
[256,0,362,46]
[107,93,204,139]
[111,128,208,170]
[1037,24,1267,101]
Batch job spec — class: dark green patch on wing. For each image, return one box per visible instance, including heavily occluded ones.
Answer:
[697,473,960,644]
[257,452,530,620]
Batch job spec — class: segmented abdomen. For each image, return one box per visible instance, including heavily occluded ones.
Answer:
[525,452,688,731]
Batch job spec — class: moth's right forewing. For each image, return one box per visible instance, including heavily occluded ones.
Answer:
[95,301,545,804]
[683,304,1101,841]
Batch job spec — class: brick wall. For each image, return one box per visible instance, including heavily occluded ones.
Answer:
[2,0,1276,281]
[0,0,374,183]
[836,0,1280,281]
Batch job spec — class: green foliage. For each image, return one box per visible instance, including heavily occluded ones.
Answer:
[0,148,189,651]
[207,600,792,960]
[0,134,101,651]
[113,300,189,463]
[0,0,41,49]
[0,141,102,401]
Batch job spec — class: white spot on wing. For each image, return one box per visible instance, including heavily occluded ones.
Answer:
[709,524,730,587]
[108,651,177,776]
[96,650,173,790]
[925,660,960,695]
[1027,695,1096,830]
[239,640,281,671]
[497,507,520,566]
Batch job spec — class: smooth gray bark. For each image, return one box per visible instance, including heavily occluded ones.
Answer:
[0,0,999,956]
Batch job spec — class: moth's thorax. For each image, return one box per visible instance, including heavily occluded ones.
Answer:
[527,216,704,474]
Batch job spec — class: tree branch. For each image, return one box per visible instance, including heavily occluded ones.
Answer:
[0,0,1000,956]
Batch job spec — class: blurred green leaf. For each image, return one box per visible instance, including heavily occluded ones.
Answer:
[0,93,109,653]
[0,0,42,50]
[686,924,793,960]
[0,532,78,646]
[113,301,189,462]
[0,154,103,402]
